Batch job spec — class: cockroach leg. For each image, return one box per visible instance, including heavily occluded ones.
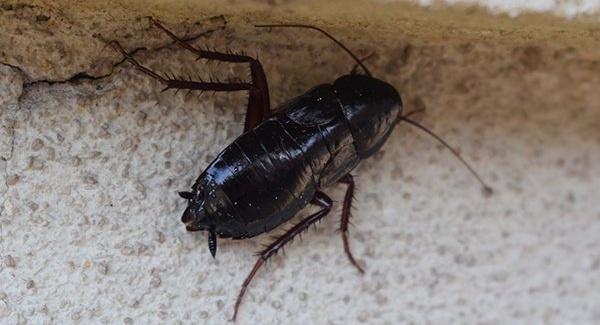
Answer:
[338,174,365,274]
[109,40,252,92]
[148,17,271,131]
[232,191,333,321]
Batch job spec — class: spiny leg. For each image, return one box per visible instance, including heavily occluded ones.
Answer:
[338,174,365,274]
[148,17,271,131]
[232,191,333,321]
[109,40,252,92]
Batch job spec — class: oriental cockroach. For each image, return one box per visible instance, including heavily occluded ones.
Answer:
[109,18,492,321]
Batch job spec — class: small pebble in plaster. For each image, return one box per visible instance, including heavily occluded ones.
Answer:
[71,311,82,321]
[3,199,14,216]
[391,165,404,179]
[120,242,152,256]
[6,174,20,186]
[39,305,49,315]
[375,294,388,306]
[26,201,39,212]
[4,255,16,268]
[150,268,162,288]
[396,274,406,285]
[453,254,477,267]
[0,302,9,318]
[97,262,109,275]
[71,156,81,167]
[35,14,50,22]
[134,181,146,197]
[271,300,282,309]
[0,303,8,320]
[83,175,98,185]
[27,156,45,170]
[299,292,308,301]
[135,111,147,127]
[311,253,321,262]
[155,231,166,244]
[150,275,161,288]
[357,312,370,323]
[30,138,44,151]
[516,45,544,70]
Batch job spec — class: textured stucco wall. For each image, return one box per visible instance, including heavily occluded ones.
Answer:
[1,1,599,324]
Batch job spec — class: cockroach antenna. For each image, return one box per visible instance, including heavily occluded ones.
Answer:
[255,24,373,77]
[399,115,493,196]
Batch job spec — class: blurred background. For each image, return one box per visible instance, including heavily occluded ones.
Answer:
[415,0,600,18]
[1,1,599,324]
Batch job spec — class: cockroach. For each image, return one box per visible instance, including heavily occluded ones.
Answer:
[109,18,492,321]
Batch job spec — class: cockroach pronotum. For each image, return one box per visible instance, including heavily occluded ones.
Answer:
[109,18,492,321]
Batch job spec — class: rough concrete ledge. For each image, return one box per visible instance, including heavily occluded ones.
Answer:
[1,1,599,324]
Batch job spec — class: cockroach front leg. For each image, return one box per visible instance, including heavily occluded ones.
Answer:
[232,191,333,321]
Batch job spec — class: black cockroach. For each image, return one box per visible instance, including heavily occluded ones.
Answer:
[109,18,492,321]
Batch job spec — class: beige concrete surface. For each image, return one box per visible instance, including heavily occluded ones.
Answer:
[1,1,599,324]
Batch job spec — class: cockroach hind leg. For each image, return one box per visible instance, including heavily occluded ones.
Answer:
[231,191,333,321]
[144,18,272,133]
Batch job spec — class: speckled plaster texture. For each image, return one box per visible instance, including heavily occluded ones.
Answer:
[1,1,600,324]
